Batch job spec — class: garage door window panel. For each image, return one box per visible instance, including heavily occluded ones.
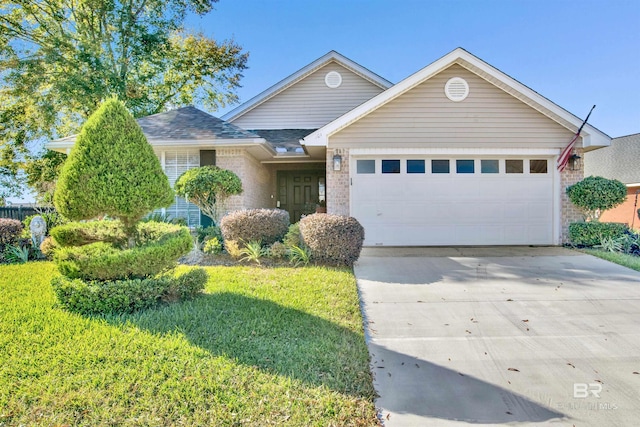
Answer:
[456,159,475,174]
[407,160,425,174]
[432,160,450,174]
[357,160,375,174]
[506,160,524,174]
[481,159,499,174]
[382,160,401,174]
[530,159,548,174]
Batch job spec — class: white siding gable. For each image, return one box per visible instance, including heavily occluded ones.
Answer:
[231,62,385,130]
[331,64,575,148]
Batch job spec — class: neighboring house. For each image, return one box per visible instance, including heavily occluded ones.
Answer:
[584,133,640,228]
[48,48,611,246]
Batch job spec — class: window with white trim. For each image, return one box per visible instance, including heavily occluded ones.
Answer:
[157,149,201,227]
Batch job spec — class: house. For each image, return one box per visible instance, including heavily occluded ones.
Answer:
[47,48,611,246]
[584,133,640,228]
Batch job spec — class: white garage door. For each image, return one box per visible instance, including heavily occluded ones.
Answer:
[351,157,555,246]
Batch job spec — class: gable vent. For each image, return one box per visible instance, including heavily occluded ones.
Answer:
[325,71,342,88]
[445,77,469,102]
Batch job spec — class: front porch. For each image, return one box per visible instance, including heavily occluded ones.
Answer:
[158,146,327,227]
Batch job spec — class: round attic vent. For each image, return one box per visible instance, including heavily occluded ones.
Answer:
[445,77,469,101]
[325,71,342,88]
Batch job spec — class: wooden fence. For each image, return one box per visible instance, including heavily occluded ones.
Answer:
[0,206,42,222]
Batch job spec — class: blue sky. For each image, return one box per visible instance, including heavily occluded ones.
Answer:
[190,0,639,138]
[6,0,639,203]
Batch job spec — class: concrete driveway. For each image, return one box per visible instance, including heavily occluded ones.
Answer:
[355,247,640,427]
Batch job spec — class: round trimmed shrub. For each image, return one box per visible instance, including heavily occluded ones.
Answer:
[0,218,23,251]
[567,176,627,221]
[220,208,290,246]
[53,223,192,280]
[52,268,207,315]
[568,222,629,247]
[174,166,243,223]
[299,213,364,266]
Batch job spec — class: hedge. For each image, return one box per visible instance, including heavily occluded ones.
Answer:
[220,209,290,246]
[568,222,629,247]
[299,214,364,266]
[52,268,207,315]
[50,220,184,248]
[54,225,192,280]
[51,220,127,247]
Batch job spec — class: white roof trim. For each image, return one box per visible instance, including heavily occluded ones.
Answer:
[302,48,610,149]
[46,137,273,154]
[221,50,393,122]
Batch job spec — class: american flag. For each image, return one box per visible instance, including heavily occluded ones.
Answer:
[557,105,596,172]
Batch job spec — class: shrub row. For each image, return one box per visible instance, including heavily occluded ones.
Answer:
[299,213,364,267]
[213,211,365,266]
[220,208,290,246]
[568,222,629,247]
[52,268,207,315]
[54,225,192,280]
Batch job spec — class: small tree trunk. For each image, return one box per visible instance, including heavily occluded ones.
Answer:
[122,219,137,248]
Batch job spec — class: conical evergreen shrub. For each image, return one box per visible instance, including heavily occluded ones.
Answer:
[54,98,174,232]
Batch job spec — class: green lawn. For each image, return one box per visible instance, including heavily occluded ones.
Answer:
[0,263,378,426]
[582,248,640,272]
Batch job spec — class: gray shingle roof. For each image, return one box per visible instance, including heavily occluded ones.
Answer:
[137,106,261,141]
[251,129,316,152]
[584,133,640,184]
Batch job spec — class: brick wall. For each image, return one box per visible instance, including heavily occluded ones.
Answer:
[216,148,271,217]
[560,147,585,243]
[326,148,350,216]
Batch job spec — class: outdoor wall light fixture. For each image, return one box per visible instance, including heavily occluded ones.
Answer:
[569,153,582,171]
[333,154,342,171]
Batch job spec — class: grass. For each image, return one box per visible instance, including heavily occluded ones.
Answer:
[0,262,378,426]
[582,248,640,272]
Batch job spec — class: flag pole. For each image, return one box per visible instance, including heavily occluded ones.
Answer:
[576,105,596,136]
[557,105,596,172]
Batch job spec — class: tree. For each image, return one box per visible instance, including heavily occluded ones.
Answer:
[566,176,627,221]
[54,98,174,241]
[0,0,248,197]
[174,166,242,224]
[23,150,66,206]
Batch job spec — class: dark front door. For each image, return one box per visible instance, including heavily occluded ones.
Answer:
[277,170,325,223]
